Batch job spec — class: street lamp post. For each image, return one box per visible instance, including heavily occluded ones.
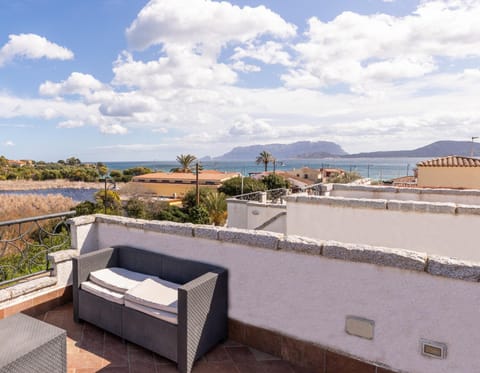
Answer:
[103,176,116,214]
[471,137,478,157]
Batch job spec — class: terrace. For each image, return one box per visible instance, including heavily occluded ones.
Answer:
[1,210,479,372]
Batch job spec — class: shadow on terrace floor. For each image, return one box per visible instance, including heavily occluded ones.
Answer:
[37,302,314,373]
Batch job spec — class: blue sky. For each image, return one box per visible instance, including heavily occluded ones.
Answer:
[1,0,479,161]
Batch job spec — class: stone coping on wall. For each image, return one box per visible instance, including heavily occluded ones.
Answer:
[68,214,480,283]
[286,195,480,216]
[331,183,480,196]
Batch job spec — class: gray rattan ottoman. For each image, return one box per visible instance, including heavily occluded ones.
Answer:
[0,313,66,373]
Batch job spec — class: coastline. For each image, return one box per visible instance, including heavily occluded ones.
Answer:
[0,179,117,191]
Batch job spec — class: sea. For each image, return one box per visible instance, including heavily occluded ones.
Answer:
[0,158,428,203]
[104,157,428,181]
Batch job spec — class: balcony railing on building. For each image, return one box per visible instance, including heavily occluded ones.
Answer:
[0,211,75,287]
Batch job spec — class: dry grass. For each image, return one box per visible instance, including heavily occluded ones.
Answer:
[0,194,76,222]
[0,179,115,191]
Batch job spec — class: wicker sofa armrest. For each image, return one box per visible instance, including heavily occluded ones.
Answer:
[177,270,228,373]
[72,247,118,322]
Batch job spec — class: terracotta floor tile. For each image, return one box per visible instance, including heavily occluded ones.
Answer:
[259,360,296,373]
[193,360,240,373]
[225,346,257,363]
[130,360,157,373]
[204,345,232,362]
[156,363,183,373]
[98,367,130,373]
[38,302,337,373]
[235,362,266,373]
[251,348,281,361]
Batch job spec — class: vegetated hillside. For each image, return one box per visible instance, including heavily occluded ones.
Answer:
[215,141,347,160]
[344,141,480,158]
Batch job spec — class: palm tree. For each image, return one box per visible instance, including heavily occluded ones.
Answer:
[256,151,275,172]
[171,154,197,173]
[203,191,227,226]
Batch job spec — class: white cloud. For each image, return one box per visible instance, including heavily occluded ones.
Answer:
[116,0,296,91]
[230,61,261,73]
[0,33,73,67]
[39,72,104,97]
[229,114,275,137]
[3,140,15,146]
[126,0,296,52]
[283,0,480,90]
[99,123,128,135]
[231,41,293,66]
[57,120,84,128]
[113,49,237,89]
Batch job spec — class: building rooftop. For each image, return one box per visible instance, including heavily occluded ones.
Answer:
[133,170,240,183]
[39,303,313,373]
[417,155,480,167]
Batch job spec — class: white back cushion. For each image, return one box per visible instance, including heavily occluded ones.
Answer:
[89,267,154,294]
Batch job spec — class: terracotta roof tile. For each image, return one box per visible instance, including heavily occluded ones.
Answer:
[417,156,480,167]
[133,170,240,182]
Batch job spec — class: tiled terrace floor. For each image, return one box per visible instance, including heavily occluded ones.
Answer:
[37,303,314,373]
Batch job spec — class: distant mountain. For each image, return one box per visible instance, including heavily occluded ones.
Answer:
[344,141,480,158]
[214,141,347,161]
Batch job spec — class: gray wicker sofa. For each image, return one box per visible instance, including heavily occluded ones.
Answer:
[72,246,228,373]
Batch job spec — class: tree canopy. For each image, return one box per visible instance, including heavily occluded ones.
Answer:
[171,154,198,173]
[255,151,275,172]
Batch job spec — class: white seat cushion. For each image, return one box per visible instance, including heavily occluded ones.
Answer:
[125,278,180,314]
[81,281,124,304]
[89,267,155,294]
[125,299,178,325]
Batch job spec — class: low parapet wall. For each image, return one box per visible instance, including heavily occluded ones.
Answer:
[69,215,480,373]
[227,198,286,232]
[330,184,480,205]
[286,195,480,261]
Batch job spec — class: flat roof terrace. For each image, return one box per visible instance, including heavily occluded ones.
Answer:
[38,303,314,373]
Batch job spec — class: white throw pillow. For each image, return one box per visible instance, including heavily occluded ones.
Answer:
[125,278,180,314]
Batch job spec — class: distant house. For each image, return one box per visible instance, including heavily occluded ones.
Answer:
[417,155,480,189]
[283,166,345,184]
[129,170,240,198]
[284,167,322,183]
[391,175,417,188]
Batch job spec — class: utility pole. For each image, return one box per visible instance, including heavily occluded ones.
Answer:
[195,163,200,206]
[471,137,478,157]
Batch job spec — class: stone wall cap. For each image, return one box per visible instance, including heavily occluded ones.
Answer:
[278,235,323,255]
[323,241,427,272]
[218,227,282,250]
[193,225,220,240]
[387,200,456,214]
[427,255,480,281]
[295,196,387,210]
[67,215,96,226]
[48,249,78,264]
[143,220,194,237]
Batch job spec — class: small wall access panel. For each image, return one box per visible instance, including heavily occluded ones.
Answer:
[420,339,447,359]
[345,316,374,340]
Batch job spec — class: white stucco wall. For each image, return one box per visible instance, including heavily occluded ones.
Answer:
[72,219,480,373]
[227,199,286,232]
[286,199,480,261]
[330,185,480,205]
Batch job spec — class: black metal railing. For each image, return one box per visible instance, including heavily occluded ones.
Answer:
[233,188,289,203]
[0,211,75,287]
[298,182,324,196]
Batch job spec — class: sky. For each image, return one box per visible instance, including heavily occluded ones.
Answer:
[1,0,480,161]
